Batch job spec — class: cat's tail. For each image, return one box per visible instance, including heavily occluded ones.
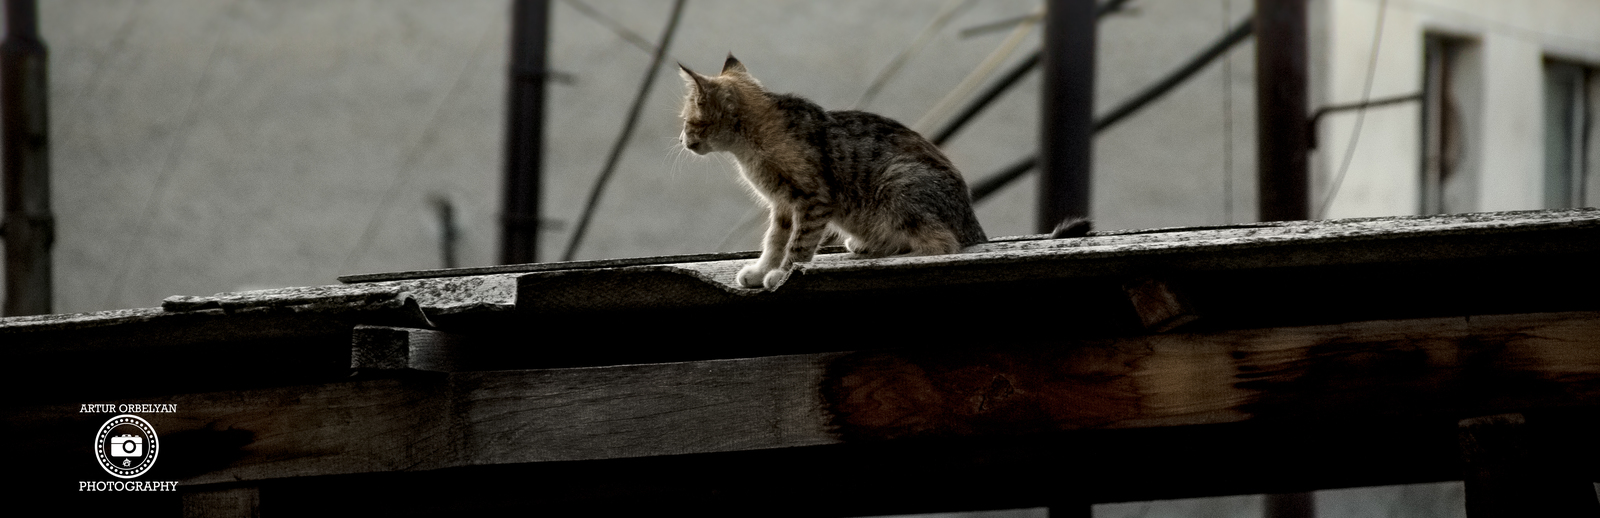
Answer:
[1049,217,1092,239]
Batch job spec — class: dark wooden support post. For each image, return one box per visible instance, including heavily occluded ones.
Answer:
[2,0,54,316]
[1255,0,1309,222]
[1039,0,1095,233]
[500,0,549,265]
[1458,414,1600,517]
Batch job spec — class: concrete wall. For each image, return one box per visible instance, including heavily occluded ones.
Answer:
[5,1,1600,515]
[13,0,1283,314]
[1312,0,1600,218]
[7,2,1597,308]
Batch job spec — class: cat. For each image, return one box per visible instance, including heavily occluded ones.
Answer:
[678,54,1087,290]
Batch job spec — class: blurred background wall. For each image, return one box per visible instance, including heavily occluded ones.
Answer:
[3,0,1598,515]
[9,0,1595,315]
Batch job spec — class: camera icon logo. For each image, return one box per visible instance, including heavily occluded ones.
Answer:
[110,434,143,457]
[94,414,159,479]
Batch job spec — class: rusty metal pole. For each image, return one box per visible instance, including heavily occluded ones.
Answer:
[500,0,549,265]
[1256,2,1312,513]
[2,0,54,316]
[1039,0,1095,233]
[1255,0,1309,222]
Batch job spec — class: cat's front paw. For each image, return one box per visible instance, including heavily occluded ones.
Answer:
[736,262,771,289]
[762,267,790,290]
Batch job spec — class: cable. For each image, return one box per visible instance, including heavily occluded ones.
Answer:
[560,0,665,57]
[562,0,687,261]
[928,0,1140,147]
[1096,14,1253,133]
[968,9,1256,207]
[103,40,222,309]
[1221,0,1234,224]
[970,156,1039,203]
[338,25,494,275]
[910,5,1042,134]
[1316,0,1389,219]
[853,0,976,110]
[930,51,1039,146]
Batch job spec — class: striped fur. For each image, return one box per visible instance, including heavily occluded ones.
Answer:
[679,54,987,290]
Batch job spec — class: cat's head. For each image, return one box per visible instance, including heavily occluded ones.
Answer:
[677,54,761,155]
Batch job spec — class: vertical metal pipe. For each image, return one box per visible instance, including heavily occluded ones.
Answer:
[500,0,549,265]
[1038,0,1095,233]
[1255,0,1309,222]
[1255,8,1313,513]
[2,0,53,316]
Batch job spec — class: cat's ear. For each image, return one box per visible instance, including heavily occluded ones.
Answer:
[721,53,747,75]
[678,62,708,90]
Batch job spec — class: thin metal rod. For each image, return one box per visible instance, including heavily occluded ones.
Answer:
[931,0,1136,147]
[970,156,1038,202]
[562,0,687,262]
[3,0,54,316]
[931,51,1039,147]
[1096,15,1253,133]
[972,9,1253,206]
[1307,92,1420,149]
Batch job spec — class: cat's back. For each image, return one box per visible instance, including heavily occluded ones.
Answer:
[820,109,986,247]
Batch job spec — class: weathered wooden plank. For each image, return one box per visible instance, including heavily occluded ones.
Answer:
[351,325,471,372]
[460,353,835,463]
[1123,276,1198,331]
[11,311,1598,488]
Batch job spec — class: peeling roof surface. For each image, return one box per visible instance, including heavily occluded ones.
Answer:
[6,208,1597,336]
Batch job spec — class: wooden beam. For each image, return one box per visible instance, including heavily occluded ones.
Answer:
[12,311,1599,488]
[351,325,471,372]
[1123,276,1197,331]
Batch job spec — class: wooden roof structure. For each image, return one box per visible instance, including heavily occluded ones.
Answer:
[8,208,1600,516]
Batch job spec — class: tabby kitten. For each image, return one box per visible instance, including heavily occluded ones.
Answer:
[679,54,988,290]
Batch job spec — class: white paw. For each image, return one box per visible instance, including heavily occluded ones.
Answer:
[762,267,790,290]
[736,262,770,289]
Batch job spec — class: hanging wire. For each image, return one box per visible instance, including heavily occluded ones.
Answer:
[968,14,1256,204]
[561,0,666,57]
[853,0,977,110]
[911,5,1043,134]
[103,41,223,309]
[1316,0,1390,219]
[338,26,495,275]
[1221,0,1235,224]
[562,0,688,261]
